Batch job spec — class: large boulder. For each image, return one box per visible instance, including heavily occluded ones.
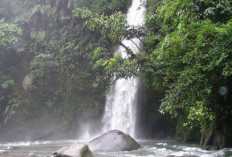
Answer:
[89,130,141,152]
[53,143,94,157]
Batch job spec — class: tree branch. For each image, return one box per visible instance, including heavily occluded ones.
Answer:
[135,35,145,45]
[119,42,136,59]
[130,39,142,52]
[111,77,119,86]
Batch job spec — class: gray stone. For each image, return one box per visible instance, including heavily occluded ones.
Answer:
[203,145,221,151]
[6,146,20,150]
[89,130,141,152]
[27,152,37,157]
[53,143,93,157]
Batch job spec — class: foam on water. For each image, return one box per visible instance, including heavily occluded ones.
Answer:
[156,143,167,146]
[0,142,31,147]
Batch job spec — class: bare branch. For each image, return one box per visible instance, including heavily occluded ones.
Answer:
[130,39,142,52]
[135,35,145,45]
[111,77,119,86]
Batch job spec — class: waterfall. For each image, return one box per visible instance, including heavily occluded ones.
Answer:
[102,0,146,137]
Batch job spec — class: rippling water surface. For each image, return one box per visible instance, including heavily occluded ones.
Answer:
[0,140,232,157]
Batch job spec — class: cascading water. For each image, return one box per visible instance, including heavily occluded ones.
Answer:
[102,0,146,137]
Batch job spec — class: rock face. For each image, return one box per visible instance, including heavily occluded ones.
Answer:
[89,130,141,152]
[53,143,94,157]
[22,75,33,90]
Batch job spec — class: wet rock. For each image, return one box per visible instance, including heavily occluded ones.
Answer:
[6,146,20,150]
[89,130,141,152]
[53,143,93,157]
[203,145,221,151]
[0,149,7,153]
[27,152,39,157]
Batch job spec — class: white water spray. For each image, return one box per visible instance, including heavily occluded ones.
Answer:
[102,0,146,137]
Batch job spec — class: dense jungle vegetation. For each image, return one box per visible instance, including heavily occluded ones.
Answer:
[0,0,232,149]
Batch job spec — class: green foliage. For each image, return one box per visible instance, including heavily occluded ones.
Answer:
[74,0,130,15]
[30,54,58,78]
[0,15,22,125]
[0,0,133,132]
[0,75,19,124]
[73,7,147,80]
[1,80,15,89]
[0,19,22,47]
[0,0,111,129]
[157,0,232,33]
[73,8,127,44]
[156,7,232,127]
[144,0,232,145]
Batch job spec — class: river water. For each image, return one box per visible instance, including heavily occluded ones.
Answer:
[0,140,232,157]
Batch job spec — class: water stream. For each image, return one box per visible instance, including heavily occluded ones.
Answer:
[1,140,232,157]
[102,0,146,137]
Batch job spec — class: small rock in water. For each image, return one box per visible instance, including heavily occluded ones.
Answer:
[203,145,221,151]
[53,143,93,157]
[0,149,7,153]
[89,130,141,152]
[6,146,20,150]
[27,152,37,157]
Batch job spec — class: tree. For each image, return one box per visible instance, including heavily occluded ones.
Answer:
[144,0,232,147]
[73,7,147,81]
[0,18,22,125]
